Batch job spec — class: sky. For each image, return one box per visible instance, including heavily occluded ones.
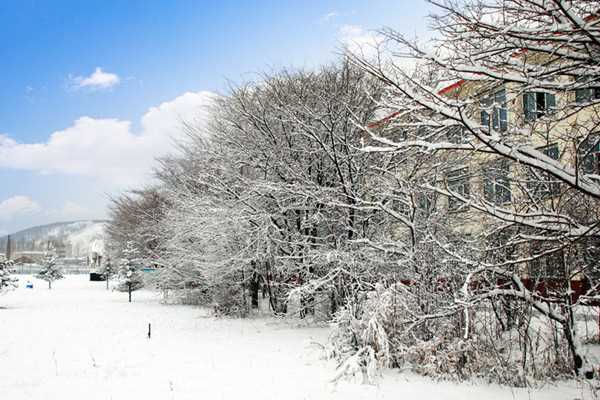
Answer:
[0,0,433,234]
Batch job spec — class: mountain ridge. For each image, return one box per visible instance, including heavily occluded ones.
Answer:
[2,220,108,239]
[0,220,109,258]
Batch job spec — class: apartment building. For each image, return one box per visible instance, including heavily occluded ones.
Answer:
[367,69,600,294]
[443,77,598,281]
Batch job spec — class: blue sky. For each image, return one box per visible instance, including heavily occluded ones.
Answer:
[0,0,432,234]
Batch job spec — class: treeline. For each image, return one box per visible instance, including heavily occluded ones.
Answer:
[108,63,392,313]
[107,0,600,386]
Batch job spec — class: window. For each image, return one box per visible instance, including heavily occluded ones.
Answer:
[575,87,600,103]
[392,199,411,217]
[523,92,556,121]
[581,237,600,280]
[416,192,435,218]
[546,250,565,278]
[575,77,600,104]
[544,144,559,161]
[447,168,470,211]
[483,160,511,204]
[389,193,435,218]
[529,243,565,279]
[527,145,561,199]
[387,189,410,217]
[480,89,508,132]
[446,125,468,144]
[578,136,600,174]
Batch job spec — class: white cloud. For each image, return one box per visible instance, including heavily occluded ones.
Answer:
[71,67,120,90]
[0,134,17,147]
[0,91,217,188]
[0,196,41,220]
[338,25,384,59]
[320,12,339,23]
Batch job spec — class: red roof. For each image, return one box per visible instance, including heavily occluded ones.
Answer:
[437,79,466,96]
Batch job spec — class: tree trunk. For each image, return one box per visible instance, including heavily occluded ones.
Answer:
[250,271,259,309]
[265,260,277,313]
[128,283,132,303]
[48,280,51,290]
[562,320,592,378]
[106,275,109,290]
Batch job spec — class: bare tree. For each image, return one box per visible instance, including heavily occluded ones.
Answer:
[347,0,600,379]
[153,63,389,315]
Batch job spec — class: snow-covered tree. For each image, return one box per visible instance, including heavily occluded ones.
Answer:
[345,0,600,381]
[107,187,168,262]
[117,242,144,302]
[100,258,117,290]
[151,63,387,315]
[36,256,64,289]
[102,5,599,382]
[0,260,17,294]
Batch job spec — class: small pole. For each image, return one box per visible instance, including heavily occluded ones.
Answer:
[148,323,151,339]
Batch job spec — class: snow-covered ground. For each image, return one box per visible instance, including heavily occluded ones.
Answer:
[0,275,596,400]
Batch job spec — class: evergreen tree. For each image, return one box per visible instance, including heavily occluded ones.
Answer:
[36,256,64,289]
[117,242,144,302]
[0,260,17,294]
[100,257,117,290]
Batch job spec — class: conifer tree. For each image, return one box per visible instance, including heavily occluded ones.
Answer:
[117,242,144,302]
[100,257,117,290]
[0,260,17,294]
[36,256,64,289]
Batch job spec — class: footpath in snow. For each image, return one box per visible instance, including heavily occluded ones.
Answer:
[0,275,595,400]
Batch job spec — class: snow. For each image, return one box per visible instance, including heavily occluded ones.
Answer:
[66,221,106,257]
[0,275,595,400]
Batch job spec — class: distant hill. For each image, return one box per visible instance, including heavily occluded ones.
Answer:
[0,220,108,258]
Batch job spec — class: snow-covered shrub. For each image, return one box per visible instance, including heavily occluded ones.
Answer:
[328,282,574,386]
[0,260,18,295]
[210,280,248,317]
[162,280,212,306]
[178,288,210,306]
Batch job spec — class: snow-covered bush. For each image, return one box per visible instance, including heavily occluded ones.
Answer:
[0,260,18,294]
[210,280,248,317]
[328,282,574,386]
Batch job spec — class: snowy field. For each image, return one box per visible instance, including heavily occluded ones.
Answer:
[0,275,596,400]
